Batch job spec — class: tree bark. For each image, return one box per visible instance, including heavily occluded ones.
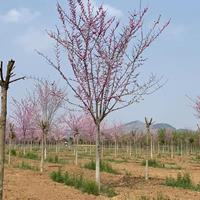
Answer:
[40,131,45,173]
[95,122,101,192]
[0,87,7,199]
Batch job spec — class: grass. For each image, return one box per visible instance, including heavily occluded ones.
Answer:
[10,149,17,156]
[165,173,200,191]
[50,170,116,197]
[46,155,59,163]
[141,159,164,168]
[106,158,128,163]
[15,161,39,171]
[46,155,67,164]
[122,193,176,200]
[84,160,118,174]
[141,159,181,170]
[19,151,38,160]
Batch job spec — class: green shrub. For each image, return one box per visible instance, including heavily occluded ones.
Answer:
[50,170,116,197]
[21,152,38,160]
[10,149,17,156]
[46,155,60,163]
[165,173,200,191]
[141,159,164,168]
[84,160,118,174]
[16,161,39,171]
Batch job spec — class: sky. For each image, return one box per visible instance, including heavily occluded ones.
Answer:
[0,0,200,130]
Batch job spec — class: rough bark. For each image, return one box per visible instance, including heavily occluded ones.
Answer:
[0,88,7,199]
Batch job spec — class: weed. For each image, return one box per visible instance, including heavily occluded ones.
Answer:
[165,173,200,191]
[50,170,116,197]
[10,149,17,156]
[84,160,118,174]
[16,161,39,171]
[141,159,164,168]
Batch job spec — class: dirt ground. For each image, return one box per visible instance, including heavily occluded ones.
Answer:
[3,154,200,200]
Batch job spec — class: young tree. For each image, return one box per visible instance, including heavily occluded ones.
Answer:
[0,60,25,200]
[32,80,65,172]
[7,122,15,165]
[39,0,169,190]
[61,112,84,165]
[144,117,153,180]
[11,97,36,155]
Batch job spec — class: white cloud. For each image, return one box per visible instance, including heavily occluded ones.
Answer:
[81,0,123,18]
[0,8,40,23]
[170,25,187,37]
[15,29,53,53]
[103,4,123,18]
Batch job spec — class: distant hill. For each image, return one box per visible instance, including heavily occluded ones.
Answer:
[122,120,176,133]
[152,123,176,131]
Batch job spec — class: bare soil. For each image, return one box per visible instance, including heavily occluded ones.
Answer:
[3,153,200,200]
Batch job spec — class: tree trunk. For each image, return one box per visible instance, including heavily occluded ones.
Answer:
[75,136,78,165]
[44,133,47,160]
[150,135,153,159]
[90,140,92,156]
[23,136,26,155]
[0,87,8,199]
[95,122,101,192]
[171,140,174,159]
[8,136,11,165]
[40,131,45,173]
[114,139,117,158]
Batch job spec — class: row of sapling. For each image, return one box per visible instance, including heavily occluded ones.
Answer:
[37,0,169,191]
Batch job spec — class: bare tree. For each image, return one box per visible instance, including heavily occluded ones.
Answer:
[144,117,153,180]
[0,59,25,199]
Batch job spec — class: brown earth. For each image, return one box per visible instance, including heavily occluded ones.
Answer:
[3,153,200,200]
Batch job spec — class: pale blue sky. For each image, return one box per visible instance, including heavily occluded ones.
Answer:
[0,0,200,129]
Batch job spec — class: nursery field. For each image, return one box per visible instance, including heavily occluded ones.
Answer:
[4,145,200,200]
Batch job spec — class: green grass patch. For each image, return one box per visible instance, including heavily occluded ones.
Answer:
[46,155,67,164]
[84,160,118,174]
[106,158,128,163]
[15,161,39,171]
[141,159,164,168]
[10,149,17,156]
[19,151,38,160]
[50,170,116,197]
[165,173,200,191]
[141,159,181,170]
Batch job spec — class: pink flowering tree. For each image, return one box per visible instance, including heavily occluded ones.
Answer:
[81,115,96,155]
[11,97,36,155]
[60,112,85,165]
[39,0,169,189]
[51,121,67,153]
[109,123,123,158]
[31,80,65,172]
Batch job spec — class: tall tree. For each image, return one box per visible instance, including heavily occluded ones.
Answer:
[0,60,25,199]
[39,0,169,190]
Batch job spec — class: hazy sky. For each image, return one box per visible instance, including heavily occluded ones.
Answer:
[0,0,200,129]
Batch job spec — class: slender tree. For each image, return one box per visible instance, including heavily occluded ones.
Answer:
[11,97,36,155]
[144,117,153,180]
[39,0,169,190]
[0,60,25,200]
[8,123,15,165]
[32,80,65,172]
